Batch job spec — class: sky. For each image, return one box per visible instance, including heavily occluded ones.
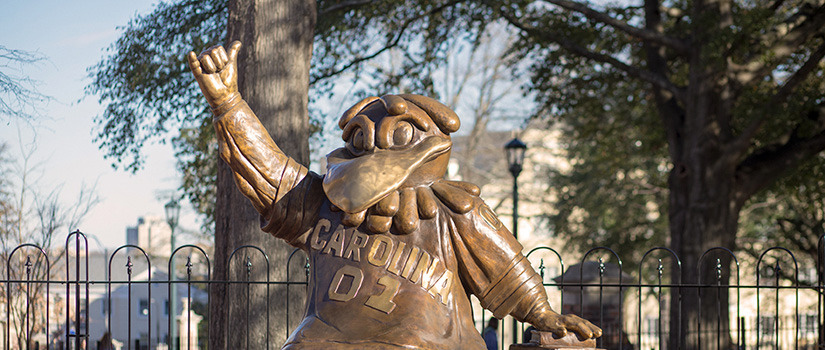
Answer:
[0,0,200,249]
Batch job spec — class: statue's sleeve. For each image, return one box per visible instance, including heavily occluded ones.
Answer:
[451,197,553,323]
[212,96,324,248]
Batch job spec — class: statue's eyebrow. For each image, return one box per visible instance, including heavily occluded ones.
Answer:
[401,112,431,132]
[399,94,460,134]
[342,114,376,152]
[339,96,380,129]
[377,94,430,132]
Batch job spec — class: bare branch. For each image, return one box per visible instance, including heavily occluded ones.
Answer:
[443,30,486,109]
[542,0,690,55]
[0,46,52,122]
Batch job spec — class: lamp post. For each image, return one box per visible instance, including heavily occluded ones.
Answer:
[504,137,527,345]
[504,138,527,239]
[164,199,181,350]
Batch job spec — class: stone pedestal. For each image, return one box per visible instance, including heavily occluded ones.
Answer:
[509,331,604,350]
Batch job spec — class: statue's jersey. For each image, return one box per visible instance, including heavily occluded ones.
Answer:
[214,100,549,350]
[282,195,490,349]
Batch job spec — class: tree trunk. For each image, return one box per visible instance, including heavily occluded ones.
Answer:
[666,98,740,349]
[668,163,740,350]
[209,0,315,348]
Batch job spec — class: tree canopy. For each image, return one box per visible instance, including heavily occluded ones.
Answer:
[503,0,825,346]
[520,0,825,265]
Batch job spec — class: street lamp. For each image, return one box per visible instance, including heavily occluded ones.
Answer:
[504,137,527,239]
[504,137,527,345]
[164,199,180,350]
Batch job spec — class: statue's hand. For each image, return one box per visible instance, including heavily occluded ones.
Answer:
[187,41,242,108]
[532,308,602,340]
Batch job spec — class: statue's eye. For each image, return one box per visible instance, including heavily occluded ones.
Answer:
[347,126,366,155]
[352,128,365,150]
[392,121,413,147]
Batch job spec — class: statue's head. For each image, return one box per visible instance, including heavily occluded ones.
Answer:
[323,94,460,214]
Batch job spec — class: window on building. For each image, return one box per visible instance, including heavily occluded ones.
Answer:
[799,314,817,334]
[139,332,149,350]
[139,299,149,317]
[645,316,660,336]
[759,316,776,336]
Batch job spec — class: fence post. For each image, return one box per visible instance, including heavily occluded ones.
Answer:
[739,317,745,350]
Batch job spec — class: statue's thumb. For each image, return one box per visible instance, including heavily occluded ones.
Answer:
[228,41,242,62]
[187,51,201,75]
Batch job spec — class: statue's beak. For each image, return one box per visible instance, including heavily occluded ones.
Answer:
[323,136,451,213]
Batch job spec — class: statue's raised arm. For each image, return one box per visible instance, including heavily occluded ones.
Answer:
[188,42,322,245]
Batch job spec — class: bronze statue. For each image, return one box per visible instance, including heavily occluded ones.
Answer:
[188,41,601,350]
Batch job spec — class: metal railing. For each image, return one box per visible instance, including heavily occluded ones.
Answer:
[2,231,823,350]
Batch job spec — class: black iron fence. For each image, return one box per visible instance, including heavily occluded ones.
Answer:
[2,231,824,350]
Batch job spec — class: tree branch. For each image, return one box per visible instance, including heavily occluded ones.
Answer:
[311,36,403,84]
[498,8,686,101]
[311,0,463,84]
[773,41,825,105]
[0,46,51,121]
[542,0,690,55]
[644,0,687,161]
[318,0,376,16]
[731,4,825,88]
[730,42,825,157]
[736,117,825,203]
